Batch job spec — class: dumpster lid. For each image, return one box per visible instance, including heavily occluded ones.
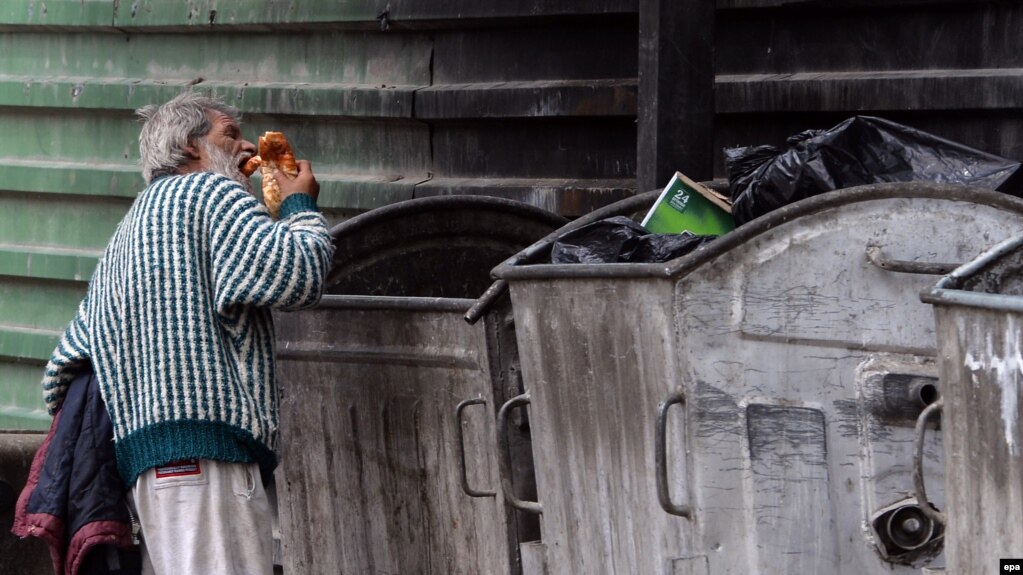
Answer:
[326,195,566,298]
[493,182,1023,283]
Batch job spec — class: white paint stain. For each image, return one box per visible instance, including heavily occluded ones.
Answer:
[961,314,1022,457]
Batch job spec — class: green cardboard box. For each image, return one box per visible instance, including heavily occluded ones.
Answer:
[640,171,734,236]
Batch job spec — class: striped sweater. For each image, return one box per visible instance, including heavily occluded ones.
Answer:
[41,172,334,486]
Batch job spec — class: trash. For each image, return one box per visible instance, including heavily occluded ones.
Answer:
[550,216,716,264]
[725,115,1023,226]
[641,171,735,236]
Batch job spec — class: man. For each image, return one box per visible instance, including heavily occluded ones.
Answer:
[38,91,334,574]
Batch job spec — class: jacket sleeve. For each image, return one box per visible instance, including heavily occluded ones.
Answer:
[206,176,334,314]
[41,295,92,415]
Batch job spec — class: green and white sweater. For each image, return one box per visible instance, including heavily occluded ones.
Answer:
[41,172,334,486]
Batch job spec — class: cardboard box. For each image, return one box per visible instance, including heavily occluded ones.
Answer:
[640,171,734,236]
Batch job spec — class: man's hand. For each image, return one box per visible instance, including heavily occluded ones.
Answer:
[274,160,320,203]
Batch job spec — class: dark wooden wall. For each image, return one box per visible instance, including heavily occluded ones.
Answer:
[714,0,1023,178]
[399,0,1023,203]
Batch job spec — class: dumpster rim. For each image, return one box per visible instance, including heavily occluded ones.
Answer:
[921,231,1023,313]
[302,294,478,313]
[327,194,569,241]
[494,182,1023,282]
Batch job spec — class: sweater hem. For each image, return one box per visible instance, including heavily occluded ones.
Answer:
[116,420,276,487]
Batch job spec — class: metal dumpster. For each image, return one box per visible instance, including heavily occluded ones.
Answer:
[917,233,1023,572]
[0,431,49,575]
[273,196,564,574]
[491,183,1023,574]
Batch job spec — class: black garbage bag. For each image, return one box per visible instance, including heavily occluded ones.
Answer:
[551,216,716,264]
[726,115,1023,226]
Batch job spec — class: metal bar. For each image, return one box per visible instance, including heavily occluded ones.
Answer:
[496,393,542,515]
[455,398,497,498]
[637,0,715,191]
[921,288,1023,314]
[865,244,960,276]
[655,390,693,519]
[912,398,946,526]
[317,294,476,312]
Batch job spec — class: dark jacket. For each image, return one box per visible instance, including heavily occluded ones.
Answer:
[12,368,138,575]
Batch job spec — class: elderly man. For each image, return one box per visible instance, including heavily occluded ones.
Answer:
[38,91,334,574]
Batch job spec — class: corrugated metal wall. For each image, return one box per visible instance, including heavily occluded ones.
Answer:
[3,0,1023,429]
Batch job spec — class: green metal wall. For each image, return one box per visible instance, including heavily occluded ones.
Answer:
[0,1,639,428]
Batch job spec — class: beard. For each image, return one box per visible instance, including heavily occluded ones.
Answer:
[200,138,253,194]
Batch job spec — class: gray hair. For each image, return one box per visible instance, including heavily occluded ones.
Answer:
[136,91,242,184]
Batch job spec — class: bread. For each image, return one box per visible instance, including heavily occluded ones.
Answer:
[241,155,262,177]
[257,131,299,219]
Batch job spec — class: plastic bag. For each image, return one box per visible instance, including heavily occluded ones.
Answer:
[550,216,716,264]
[726,115,1023,226]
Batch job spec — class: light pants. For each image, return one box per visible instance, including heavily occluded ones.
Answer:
[129,459,273,575]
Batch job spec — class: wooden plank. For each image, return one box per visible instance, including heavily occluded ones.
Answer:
[430,118,635,179]
[111,0,638,28]
[415,80,636,119]
[719,0,988,9]
[0,327,63,364]
[0,0,113,27]
[716,70,1023,113]
[717,2,1023,74]
[431,22,637,84]
[0,77,418,117]
[0,249,99,282]
[413,177,635,218]
[637,0,714,191]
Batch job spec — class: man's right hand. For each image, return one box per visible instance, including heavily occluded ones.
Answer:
[274,159,320,203]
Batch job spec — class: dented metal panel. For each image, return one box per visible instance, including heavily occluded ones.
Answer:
[494,183,1023,574]
[274,297,525,575]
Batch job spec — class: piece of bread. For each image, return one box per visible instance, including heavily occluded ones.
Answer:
[257,131,299,218]
[241,155,262,177]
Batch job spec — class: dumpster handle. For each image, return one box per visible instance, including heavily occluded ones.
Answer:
[865,244,960,276]
[656,390,693,519]
[912,398,946,526]
[455,397,497,498]
[497,392,543,515]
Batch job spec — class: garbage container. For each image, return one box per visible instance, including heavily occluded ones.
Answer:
[273,196,565,574]
[917,233,1023,573]
[490,183,1023,574]
[0,431,50,575]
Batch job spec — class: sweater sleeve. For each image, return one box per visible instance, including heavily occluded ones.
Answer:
[206,176,334,313]
[41,294,92,415]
